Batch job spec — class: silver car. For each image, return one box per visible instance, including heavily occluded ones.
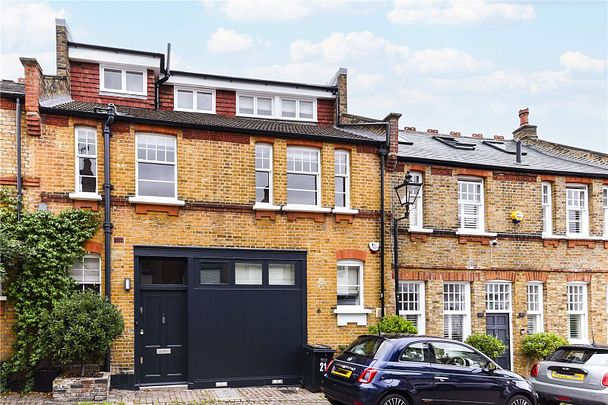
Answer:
[529,344,608,405]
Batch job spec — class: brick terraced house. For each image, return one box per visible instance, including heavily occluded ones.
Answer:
[1,19,607,386]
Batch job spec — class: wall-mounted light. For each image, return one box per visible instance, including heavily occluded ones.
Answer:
[124,278,131,291]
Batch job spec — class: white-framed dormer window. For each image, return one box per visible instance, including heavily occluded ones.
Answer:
[70,254,101,293]
[100,65,146,96]
[280,98,316,121]
[458,178,484,232]
[409,171,423,230]
[287,147,320,206]
[337,260,364,308]
[399,281,425,334]
[566,185,589,236]
[74,126,97,194]
[237,94,273,117]
[603,187,608,236]
[255,143,273,204]
[541,182,552,235]
[527,283,544,334]
[334,150,350,209]
[135,133,177,199]
[443,282,471,342]
[174,87,215,113]
[567,283,588,343]
[236,93,317,122]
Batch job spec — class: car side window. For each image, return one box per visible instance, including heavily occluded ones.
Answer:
[400,342,431,363]
[431,341,488,368]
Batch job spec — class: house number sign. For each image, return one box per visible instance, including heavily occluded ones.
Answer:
[156,348,171,355]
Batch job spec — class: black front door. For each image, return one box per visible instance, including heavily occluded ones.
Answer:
[486,314,510,369]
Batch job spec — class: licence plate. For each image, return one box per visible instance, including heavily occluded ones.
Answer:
[331,367,352,378]
[551,370,584,381]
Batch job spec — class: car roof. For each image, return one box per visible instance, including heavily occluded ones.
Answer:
[556,344,608,351]
[357,334,449,341]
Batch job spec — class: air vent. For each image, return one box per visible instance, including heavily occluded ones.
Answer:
[483,140,527,155]
[433,136,476,150]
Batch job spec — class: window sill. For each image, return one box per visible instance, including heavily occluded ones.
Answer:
[69,192,102,201]
[565,234,604,240]
[334,307,372,327]
[0,296,6,301]
[568,338,589,345]
[456,229,497,237]
[334,306,373,314]
[541,233,565,240]
[409,227,433,234]
[332,207,359,215]
[282,205,331,213]
[253,203,282,211]
[174,108,216,114]
[99,90,147,99]
[128,196,185,206]
[235,113,318,124]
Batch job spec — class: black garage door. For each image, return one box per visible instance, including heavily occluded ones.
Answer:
[135,248,306,389]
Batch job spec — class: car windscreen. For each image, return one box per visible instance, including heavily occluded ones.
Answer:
[343,336,388,359]
[547,348,608,364]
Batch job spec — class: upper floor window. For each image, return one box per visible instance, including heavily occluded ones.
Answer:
[398,281,425,334]
[70,255,101,292]
[566,185,588,236]
[238,94,272,117]
[337,260,363,308]
[458,178,484,231]
[100,65,146,96]
[255,143,273,204]
[409,171,423,229]
[136,134,177,199]
[236,93,317,121]
[527,283,544,334]
[334,150,350,209]
[603,187,608,236]
[75,127,97,194]
[443,282,471,342]
[287,147,320,206]
[567,283,588,343]
[541,182,552,235]
[281,98,315,120]
[174,87,215,113]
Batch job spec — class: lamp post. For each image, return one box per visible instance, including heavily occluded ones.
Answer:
[393,171,422,315]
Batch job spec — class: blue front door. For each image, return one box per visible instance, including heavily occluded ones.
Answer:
[486,313,511,369]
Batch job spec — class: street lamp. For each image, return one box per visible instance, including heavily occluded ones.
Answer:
[393,171,423,315]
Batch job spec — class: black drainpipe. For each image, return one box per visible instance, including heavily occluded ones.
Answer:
[101,106,116,301]
[155,43,171,111]
[16,97,22,221]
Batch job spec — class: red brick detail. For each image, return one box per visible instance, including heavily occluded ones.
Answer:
[40,192,70,203]
[70,62,156,108]
[567,240,596,249]
[0,176,40,187]
[431,166,452,176]
[334,145,353,152]
[605,241,608,249]
[113,236,125,244]
[455,168,492,177]
[540,175,557,182]
[73,199,99,212]
[386,113,400,172]
[0,301,4,316]
[216,90,236,117]
[185,202,252,213]
[603,180,608,185]
[84,240,103,254]
[255,137,275,144]
[286,211,325,223]
[286,139,324,148]
[526,272,548,282]
[356,145,377,154]
[335,214,354,224]
[485,271,516,282]
[544,240,560,248]
[159,84,174,111]
[565,177,593,184]
[255,211,276,220]
[112,122,130,133]
[182,129,250,144]
[440,271,481,282]
[410,233,428,242]
[458,235,491,245]
[41,115,69,127]
[335,249,367,262]
[399,270,430,280]
[395,162,406,172]
[408,164,427,172]
[0,98,16,110]
[567,273,592,283]
[134,123,178,136]
[134,203,179,216]
[73,118,100,127]
[493,172,537,182]
[317,99,335,127]
[26,112,41,136]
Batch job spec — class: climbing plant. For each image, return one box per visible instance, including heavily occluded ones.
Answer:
[0,188,99,391]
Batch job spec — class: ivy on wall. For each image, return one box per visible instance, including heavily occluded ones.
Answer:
[0,188,99,390]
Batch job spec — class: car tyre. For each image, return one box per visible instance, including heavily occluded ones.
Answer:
[379,393,410,405]
[507,394,533,405]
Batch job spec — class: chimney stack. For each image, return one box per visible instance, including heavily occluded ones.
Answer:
[384,112,402,172]
[20,58,42,136]
[513,107,538,140]
[55,18,71,80]
[329,68,347,123]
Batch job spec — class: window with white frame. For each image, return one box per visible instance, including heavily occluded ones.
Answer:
[337,260,363,307]
[174,87,214,113]
[75,127,97,194]
[334,150,350,208]
[486,282,511,312]
[236,93,316,121]
[287,147,320,206]
[409,171,423,229]
[603,187,608,236]
[70,255,101,292]
[281,98,315,120]
[566,185,589,236]
[238,94,273,117]
[100,65,146,95]
[255,143,273,204]
[542,182,552,235]
[136,134,177,199]
[399,281,425,334]
[567,283,588,342]
[458,178,484,231]
[443,282,470,342]
[527,283,544,334]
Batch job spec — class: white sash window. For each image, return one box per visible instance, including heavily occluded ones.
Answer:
[443,282,471,342]
[541,182,552,235]
[567,283,588,343]
[566,185,589,236]
[527,283,544,334]
[399,281,425,334]
[458,179,484,232]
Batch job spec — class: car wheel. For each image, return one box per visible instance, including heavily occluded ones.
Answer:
[379,393,410,405]
[507,395,532,405]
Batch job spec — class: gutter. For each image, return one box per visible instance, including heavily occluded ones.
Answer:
[155,44,171,111]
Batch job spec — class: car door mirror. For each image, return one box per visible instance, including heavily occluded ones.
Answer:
[485,361,497,375]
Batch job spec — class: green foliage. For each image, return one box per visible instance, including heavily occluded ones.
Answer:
[464,333,506,360]
[0,203,99,390]
[368,315,417,335]
[521,332,568,361]
[41,291,124,376]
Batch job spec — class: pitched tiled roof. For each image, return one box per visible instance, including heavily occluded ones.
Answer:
[0,80,25,97]
[41,100,382,143]
[399,130,608,177]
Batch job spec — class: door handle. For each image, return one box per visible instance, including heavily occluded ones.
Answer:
[434,376,449,381]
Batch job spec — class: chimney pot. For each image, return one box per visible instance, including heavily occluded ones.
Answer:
[18,77,25,84]
[450,131,461,137]
[427,129,438,134]
[471,133,483,139]
[518,108,529,126]
[404,126,416,131]
[494,135,505,140]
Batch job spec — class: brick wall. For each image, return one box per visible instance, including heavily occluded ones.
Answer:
[159,84,173,111]
[317,99,335,127]
[216,90,236,117]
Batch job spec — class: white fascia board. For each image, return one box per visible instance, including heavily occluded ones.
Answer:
[69,46,161,73]
[167,73,335,99]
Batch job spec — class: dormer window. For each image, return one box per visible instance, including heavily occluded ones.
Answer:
[238,95,273,117]
[237,93,316,121]
[281,98,315,120]
[174,87,215,113]
[100,65,146,96]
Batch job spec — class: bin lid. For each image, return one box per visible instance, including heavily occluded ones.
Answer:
[303,344,335,352]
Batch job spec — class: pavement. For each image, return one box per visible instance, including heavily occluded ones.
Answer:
[0,386,330,404]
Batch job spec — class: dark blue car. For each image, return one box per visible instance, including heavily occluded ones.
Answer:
[321,334,538,405]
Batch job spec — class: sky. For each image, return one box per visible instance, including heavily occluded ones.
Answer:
[1,0,607,152]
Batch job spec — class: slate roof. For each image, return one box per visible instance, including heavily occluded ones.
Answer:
[399,130,608,177]
[0,80,25,97]
[41,100,382,143]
